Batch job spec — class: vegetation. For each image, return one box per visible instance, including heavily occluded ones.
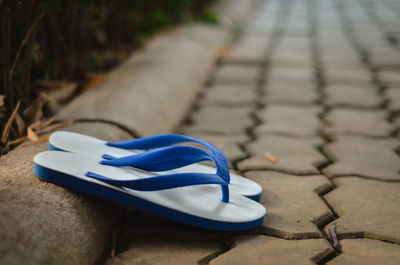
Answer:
[0,0,217,154]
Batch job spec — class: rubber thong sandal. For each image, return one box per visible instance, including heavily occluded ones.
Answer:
[33,150,266,231]
[48,131,262,201]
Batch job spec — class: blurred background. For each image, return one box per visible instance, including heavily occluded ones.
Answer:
[0,0,217,153]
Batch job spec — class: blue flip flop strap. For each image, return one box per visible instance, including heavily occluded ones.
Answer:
[107,134,230,182]
[85,171,230,202]
[101,145,218,173]
[106,134,229,167]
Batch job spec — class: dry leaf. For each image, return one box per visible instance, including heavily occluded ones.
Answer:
[40,116,55,130]
[20,135,50,147]
[7,136,28,146]
[82,73,109,91]
[27,127,39,142]
[264,152,277,164]
[1,100,21,144]
[217,46,232,58]
[0,95,5,108]
[38,119,75,134]
[23,95,44,126]
[15,113,26,137]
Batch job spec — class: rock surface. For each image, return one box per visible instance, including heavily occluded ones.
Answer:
[210,236,334,265]
[246,171,333,238]
[324,177,400,244]
[327,239,400,265]
[238,135,326,174]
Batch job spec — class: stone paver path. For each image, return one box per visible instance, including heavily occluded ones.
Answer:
[105,0,400,264]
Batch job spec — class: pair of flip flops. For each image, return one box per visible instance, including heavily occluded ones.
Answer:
[33,131,266,231]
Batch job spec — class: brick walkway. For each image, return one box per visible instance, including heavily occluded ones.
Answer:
[105,0,400,264]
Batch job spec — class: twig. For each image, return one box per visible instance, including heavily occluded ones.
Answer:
[1,100,20,143]
[328,221,341,252]
[9,11,46,79]
[264,152,277,164]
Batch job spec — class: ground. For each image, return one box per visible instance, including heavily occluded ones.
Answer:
[104,0,400,264]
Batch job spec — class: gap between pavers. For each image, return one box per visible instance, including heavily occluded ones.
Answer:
[0,1,259,264]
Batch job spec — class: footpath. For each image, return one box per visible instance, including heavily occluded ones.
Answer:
[105,0,400,264]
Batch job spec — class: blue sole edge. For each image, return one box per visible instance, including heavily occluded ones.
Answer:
[49,142,263,202]
[34,163,264,231]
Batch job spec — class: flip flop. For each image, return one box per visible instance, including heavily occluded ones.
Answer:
[49,131,262,201]
[33,151,266,231]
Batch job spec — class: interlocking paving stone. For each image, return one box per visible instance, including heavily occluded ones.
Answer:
[272,52,313,67]
[210,236,334,265]
[212,64,261,85]
[200,84,257,106]
[324,85,382,108]
[268,66,315,87]
[246,171,333,237]
[324,178,400,244]
[183,106,254,134]
[324,108,393,137]
[370,52,400,70]
[325,69,373,86]
[393,114,400,129]
[184,133,248,162]
[228,36,270,60]
[119,212,219,242]
[238,135,326,174]
[385,87,400,111]
[256,105,321,136]
[104,237,220,265]
[380,70,400,87]
[265,85,318,104]
[326,239,400,265]
[323,136,400,180]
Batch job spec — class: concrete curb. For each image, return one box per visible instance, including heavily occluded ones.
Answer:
[57,0,257,136]
[0,1,258,264]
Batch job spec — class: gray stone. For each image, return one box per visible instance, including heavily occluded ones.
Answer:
[246,171,333,238]
[272,52,313,67]
[323,136,400,180]
[256,105,321,136]
[0,145,114,265]
[120,212,220,242]
[320,52,364,70]
[327,239,400,265]
[325,69,372,86]
[380,70,400,87]
[265,85,318,104]
[183,133,248,162]
[238,135,326,174]
[104,237,220,265]
[324,108,393,137]
[227,35,270,60]
[212,64,261,85]
[210,236,334,265]
[183,106,254,134]
[214,0,259,27]
[0,122,139,265]
[325,85,382,108]
[370,52,400,70]
[324,178,400,244]
[201,84,257,106]
[385,87,400,111]
[57,23,229,136]
[268,66,315,87]
[64,121,133,141]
